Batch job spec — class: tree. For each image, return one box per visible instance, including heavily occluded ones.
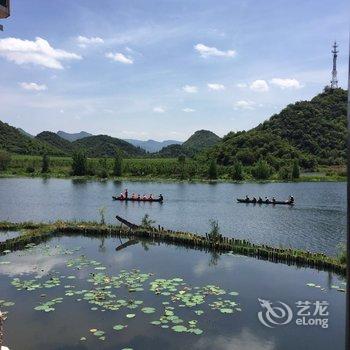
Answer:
[0,150,11,171]
[71,150,87,176]
[41,154,50,173]
[113,151,123,177]
[278,165,292,180]
[178,154,186,179]
[208,159,218,180]
[141,214,156,229]
[251,159,271,180]
[231,161,244,181]
[292,159,300,179]
[98,157,109,178]
[207,220,222,244]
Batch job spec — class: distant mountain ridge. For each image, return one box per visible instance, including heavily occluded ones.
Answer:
[124,139,182,153]
[57,131,93,142]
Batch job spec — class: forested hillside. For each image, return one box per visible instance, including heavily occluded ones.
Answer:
[0,121,65,156]
[209,88,347,168]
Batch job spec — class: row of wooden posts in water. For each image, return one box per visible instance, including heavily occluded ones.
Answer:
[0,218,346,276]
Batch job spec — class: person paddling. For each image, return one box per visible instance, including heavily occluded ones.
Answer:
[245,195,249,202]
[159,194,164,201]
[258,196,263,204]
[252,197,257,203]
[289,195,294,204]
[124,189,128,199]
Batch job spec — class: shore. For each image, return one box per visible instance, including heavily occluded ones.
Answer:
[0,219,346,276]
[0,172,346,184]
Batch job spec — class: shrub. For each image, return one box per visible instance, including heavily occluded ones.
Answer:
[41,154,50,173]
[278,165,292,180]
[231,161,244,181]
[113,152,123,177]
[208,159,218,180]
[251,159,271,180]
[0,150,11,171]
[292,159,300,179]
[26,166,35,173]
[71,150,87,176]
[208,220,222,244]
[141,214,156,229]
[98,158,109,178]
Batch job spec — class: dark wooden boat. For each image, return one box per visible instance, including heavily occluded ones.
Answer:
[112,196,163,202]
[237,198,294,205]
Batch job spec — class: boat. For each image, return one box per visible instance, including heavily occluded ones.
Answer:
[236,198,294,205]
[112,196,163,202]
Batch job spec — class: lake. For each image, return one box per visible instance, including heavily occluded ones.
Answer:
[0,178,346,350]
[0,235,346,350]
[0,178,346,255]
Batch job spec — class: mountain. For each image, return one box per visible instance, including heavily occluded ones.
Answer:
[73,135,146,157]
[158,130,221,158]
[210,88,347,167]
[182,130,221,155]
[57,130,93,142]
[124,139,182,153]
[17,128,34,139]
[0,120,65,156]
[36,131,74,156]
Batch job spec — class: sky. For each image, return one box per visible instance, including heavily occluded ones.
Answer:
[0,0,348,141]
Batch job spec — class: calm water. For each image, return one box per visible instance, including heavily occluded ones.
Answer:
[0,178,346,255]
[0,235,346,350]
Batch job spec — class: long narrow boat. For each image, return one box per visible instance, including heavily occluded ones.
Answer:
[112,196,163,202]
[237,198,294,205]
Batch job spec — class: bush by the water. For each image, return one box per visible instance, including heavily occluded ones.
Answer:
[71,150,87,176]
[0,150,11,171]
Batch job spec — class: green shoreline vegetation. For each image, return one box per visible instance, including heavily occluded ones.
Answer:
[0,154,346,183]
[0,218,346,276]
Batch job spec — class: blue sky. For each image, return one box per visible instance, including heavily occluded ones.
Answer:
[0,0,348,141]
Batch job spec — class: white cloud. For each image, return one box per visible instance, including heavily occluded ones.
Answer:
[236,83,247,88]
[0,37,81,69]
[270,78,302,89]
[249,79,269,92]
[234,100,255,110]
[153,106,165,113]
[105,52,133,64]
[207,83,225,91]
[182,85,198,93]
[194,43,236,58]
[19,82,47,91]
[77,35,104,48]
[182,107,195,112]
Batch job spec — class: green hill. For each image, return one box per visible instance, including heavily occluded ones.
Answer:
[36,131,74,156]
[158,144,186,158]
[183,130,221,155]
[158,130,221,158]
[72,135,146,157]
[0,120,65,156]
[210,88,347,168]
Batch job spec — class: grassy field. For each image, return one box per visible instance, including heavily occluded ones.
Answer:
[0,154,346,182]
